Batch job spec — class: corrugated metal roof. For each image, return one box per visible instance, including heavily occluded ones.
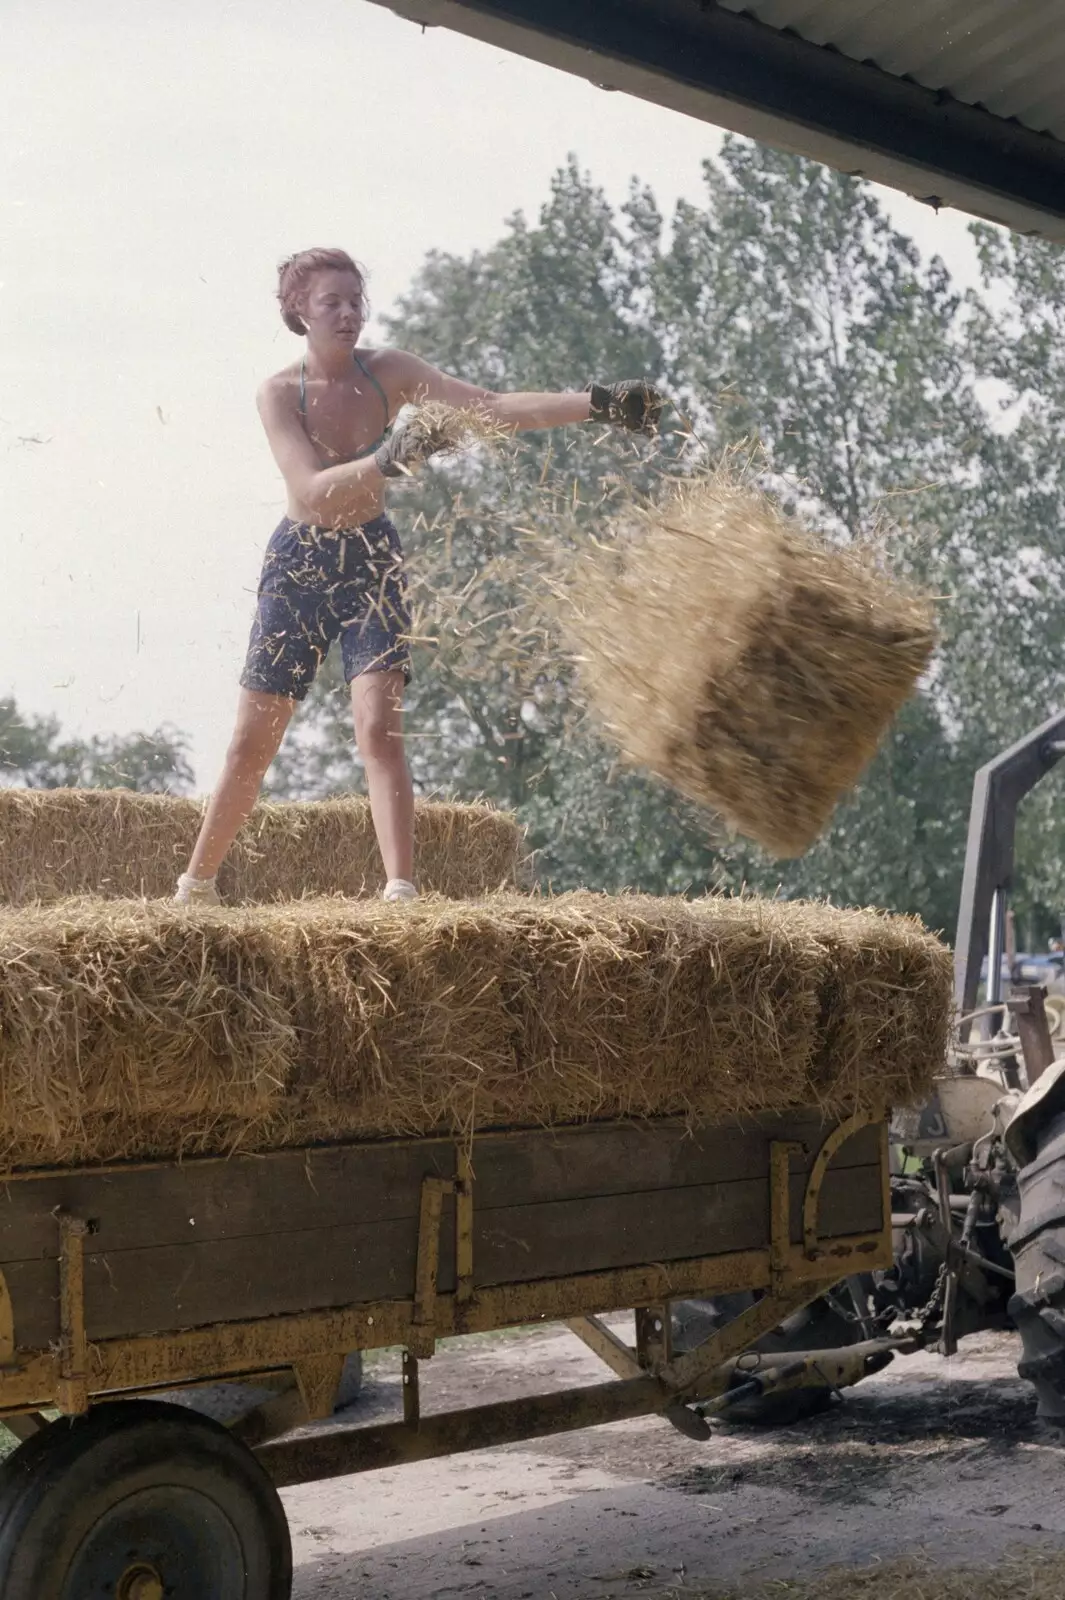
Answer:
[377,0,1065,242]
[717,0,1065,138]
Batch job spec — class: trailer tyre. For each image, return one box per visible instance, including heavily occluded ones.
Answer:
[0,1400,292,1599]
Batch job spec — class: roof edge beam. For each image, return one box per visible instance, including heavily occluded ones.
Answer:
[368,0,1065,242]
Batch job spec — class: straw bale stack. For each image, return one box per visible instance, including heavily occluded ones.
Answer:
[0,789,524,905]
[0,891,951,1170]
[567,470,937,857]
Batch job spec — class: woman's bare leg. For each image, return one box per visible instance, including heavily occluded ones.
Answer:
[351,670,414,884]
[185,690,296,881]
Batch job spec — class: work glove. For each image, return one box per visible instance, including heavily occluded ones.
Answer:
[587,379,665,434]
[374,412,452,479]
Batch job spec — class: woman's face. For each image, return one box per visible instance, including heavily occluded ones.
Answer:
[301,268,366,346]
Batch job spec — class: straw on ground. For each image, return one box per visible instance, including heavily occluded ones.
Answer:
[685,1549,1058,1599]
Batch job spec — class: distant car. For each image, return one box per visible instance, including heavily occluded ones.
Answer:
[1011,952,1065,989]
[978,952,1065,985]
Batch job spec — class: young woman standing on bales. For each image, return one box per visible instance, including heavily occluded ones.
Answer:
[176,247,663,905]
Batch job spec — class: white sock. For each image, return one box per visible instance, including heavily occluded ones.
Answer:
[382,878,418,902]
[175,872,220,906]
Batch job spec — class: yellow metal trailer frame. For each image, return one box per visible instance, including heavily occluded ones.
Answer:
[0,1109,891,1484]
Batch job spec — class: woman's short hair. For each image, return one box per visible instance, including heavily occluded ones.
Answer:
[276,248,368,334]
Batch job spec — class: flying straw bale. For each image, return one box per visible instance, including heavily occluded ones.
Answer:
[0,890,951,1170]
[0,789,525,906]
[566,466,937,857]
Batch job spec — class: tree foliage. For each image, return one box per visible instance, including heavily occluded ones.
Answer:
[0,697,193,794]
[963,226,1065,942]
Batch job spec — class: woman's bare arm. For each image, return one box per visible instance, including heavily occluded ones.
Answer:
[389,352,592,432]
[256,378,386,523]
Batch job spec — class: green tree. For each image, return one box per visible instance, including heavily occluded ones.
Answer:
[658,143,984,525]
[960,227,1065,943]
[0,697,194,793]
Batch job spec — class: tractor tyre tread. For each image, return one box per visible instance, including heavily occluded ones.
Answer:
[1010,1251,1065,1421]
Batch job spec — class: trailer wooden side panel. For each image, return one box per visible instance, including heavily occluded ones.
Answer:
[0,1114,884,1350]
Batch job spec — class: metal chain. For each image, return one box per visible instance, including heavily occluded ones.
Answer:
[912,1260,949,1336]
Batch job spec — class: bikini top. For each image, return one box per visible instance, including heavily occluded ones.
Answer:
[298,348,390,461]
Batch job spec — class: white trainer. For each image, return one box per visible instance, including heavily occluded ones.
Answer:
[174,873,221,907]
[382,878,418,903]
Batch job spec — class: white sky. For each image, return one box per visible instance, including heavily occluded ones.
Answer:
[3,0,990,791]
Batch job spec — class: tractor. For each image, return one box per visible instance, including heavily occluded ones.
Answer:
[675,709,1065,1424]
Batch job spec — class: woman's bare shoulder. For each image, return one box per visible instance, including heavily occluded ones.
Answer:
[359,345,436,403]
[256,362,301,413]
[354,346,410,412]
[359,345,404,374]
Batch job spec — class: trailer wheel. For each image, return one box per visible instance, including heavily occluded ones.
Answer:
[0,1400,292,1599]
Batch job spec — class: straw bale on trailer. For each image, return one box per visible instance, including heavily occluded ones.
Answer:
[567,470,937,858]
[0,892,951,1170]
[750,898,951,1109]
[0,788,524,905]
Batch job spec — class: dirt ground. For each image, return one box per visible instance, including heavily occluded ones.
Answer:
[277,1320,1065,1599]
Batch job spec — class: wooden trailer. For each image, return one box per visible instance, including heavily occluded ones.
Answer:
[0,828,949,1597]
[0,1103,893,1598]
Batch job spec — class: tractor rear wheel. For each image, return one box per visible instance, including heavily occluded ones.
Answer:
[1009,1108,1065,1421]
